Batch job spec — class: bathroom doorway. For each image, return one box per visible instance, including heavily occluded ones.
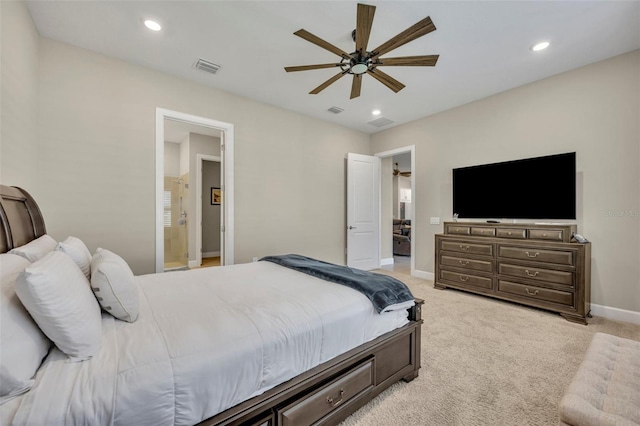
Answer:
[155,108,235,273]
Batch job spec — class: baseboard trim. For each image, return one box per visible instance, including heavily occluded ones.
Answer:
[591,303,640,325]
[413,269,434,281]
[203,251,220,258]
[381,257,394,266]
[188,260,199,268]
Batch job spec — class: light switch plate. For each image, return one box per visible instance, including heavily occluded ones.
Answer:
[430,217,440,225]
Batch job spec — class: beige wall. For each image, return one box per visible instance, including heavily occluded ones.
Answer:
[33,38,370,273]
[372,50,640,312]
[0,1,40,190]
[2,2,370,275]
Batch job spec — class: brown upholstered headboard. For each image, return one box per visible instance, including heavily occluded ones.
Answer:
[0,185,46,253]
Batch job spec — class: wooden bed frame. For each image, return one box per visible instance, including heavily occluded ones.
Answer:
[0,184,423,426]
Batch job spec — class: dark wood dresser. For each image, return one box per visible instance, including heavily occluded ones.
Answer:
[434,222,591,324]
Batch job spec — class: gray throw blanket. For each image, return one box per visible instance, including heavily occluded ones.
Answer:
[260,254,414,314]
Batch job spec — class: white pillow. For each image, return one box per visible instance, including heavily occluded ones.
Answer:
[91,248,139,323]
[15,251,102,361]
[9,234,57,262]
[55,236,91,278]
[0,254,51,404]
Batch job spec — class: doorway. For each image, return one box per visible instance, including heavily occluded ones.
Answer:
[375,146,415,276]
[155,108,235,273]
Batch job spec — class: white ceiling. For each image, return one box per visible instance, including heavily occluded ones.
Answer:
[27,1,640,134]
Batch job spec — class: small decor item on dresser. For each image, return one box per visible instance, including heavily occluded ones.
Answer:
[571,233,589,243]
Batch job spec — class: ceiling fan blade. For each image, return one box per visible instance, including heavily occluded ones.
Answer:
[355,3,376,56]
[371,16,436,58]
[309,71,347,94]
[375,55,439,67]
[350,74,362,99]
[294,29,350,59]
[285,63,343,72]
[366,69,405,93]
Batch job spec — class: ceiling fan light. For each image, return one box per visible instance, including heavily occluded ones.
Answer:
[351,63,368,74]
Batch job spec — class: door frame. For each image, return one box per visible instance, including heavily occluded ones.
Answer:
[196,154,222,267]
[155,108,235,273]
[374,145,416,276]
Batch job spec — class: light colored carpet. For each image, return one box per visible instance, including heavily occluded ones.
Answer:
[340,271,640,426]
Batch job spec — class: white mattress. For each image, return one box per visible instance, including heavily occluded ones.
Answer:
[2,261,410,425]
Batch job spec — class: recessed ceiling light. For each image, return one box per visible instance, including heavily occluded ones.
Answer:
[530,41,550,52]
[372,109,381,116]
[144,19,162,32]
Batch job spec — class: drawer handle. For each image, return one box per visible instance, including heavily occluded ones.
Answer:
[525,288,539,296]
[507,232,512,236]
[327,389,345,407]
[542,233,548,237]
[525,251,539,258]
[525,270,539,277]
[459,245,469,251]
[459,275,469,282]
[459,260,469,266]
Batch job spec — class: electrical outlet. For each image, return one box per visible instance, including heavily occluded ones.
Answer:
[430,217,440,225]
[253,257,258,262]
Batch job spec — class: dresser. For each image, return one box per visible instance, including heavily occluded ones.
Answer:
[434,222,591,324]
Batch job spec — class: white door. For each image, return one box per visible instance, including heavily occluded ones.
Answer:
[347,153,380,270]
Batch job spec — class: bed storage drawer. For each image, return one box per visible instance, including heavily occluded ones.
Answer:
[278,359,374,425]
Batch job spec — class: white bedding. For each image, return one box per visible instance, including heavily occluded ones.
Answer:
[2,261,410,425]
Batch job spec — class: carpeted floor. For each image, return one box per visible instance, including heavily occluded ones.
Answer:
[340,271,640,426]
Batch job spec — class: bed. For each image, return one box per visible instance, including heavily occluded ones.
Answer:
[0,185,423,426]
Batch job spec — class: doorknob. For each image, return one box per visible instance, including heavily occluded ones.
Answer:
[348,226,357,230]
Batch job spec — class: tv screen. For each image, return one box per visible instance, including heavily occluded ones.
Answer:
[453,152,576,220]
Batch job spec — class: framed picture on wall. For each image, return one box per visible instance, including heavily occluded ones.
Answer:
[211,187,221,205]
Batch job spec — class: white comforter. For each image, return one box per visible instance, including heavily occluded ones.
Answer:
[4,261,410,425]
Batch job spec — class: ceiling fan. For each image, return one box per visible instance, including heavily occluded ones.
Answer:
[393,163,411,177]
[284,3,439,99]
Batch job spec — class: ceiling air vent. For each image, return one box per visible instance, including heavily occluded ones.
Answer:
[367,117,394,128]
[194,58,221,75]
[327,106,344,114]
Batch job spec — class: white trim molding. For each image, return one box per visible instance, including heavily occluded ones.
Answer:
[380,257,394,266]
[374,145,416,276]
[590,303,640,325]
[203,251,220,258]
[413,270,434,281]
[155,108,235,273]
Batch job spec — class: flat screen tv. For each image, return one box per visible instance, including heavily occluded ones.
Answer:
[452,152,576,220]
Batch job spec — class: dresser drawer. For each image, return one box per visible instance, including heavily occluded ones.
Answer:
[528,229,565,242]
[498,263,574,286]
[496,228,527,239]
[498,280,574,307]
[498,246,574,266]
[440,270,493,290]
[279,360,373,426]
[471,227,496,237]
[441,255,493,273]
[441,240,493,256]
[446,225,471,235]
